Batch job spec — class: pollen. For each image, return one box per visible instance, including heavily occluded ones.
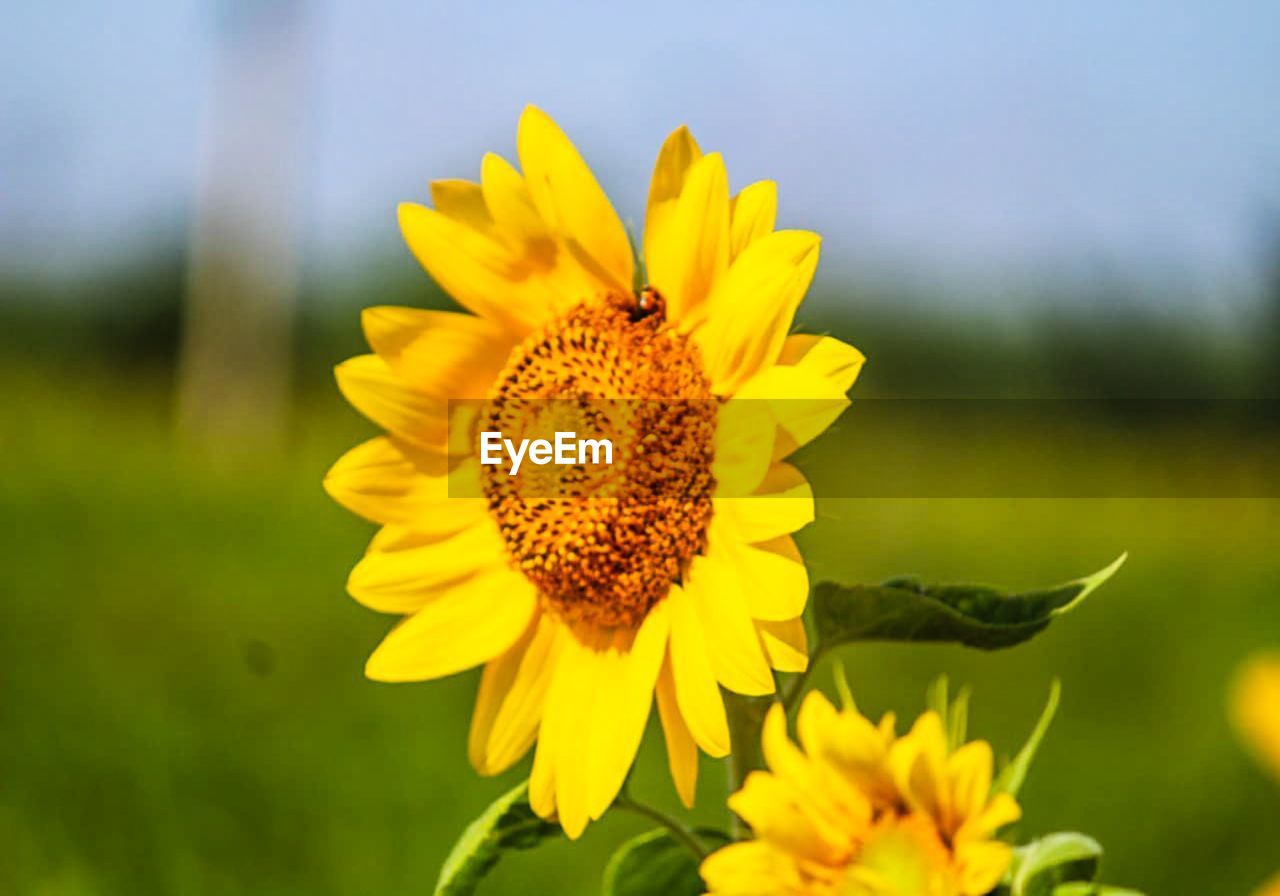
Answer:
[480,292,716,629]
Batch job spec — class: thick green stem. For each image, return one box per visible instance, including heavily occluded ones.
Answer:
[615,793,707,860]
[723,691,773,838]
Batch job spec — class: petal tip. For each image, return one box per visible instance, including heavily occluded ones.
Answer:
[396,200,424,222]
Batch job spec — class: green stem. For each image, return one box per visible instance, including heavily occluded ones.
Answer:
[722,691,773,838]
[781,645,826,711]
[615,793,707,860]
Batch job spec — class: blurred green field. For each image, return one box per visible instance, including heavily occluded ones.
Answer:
[3,360,1279,896]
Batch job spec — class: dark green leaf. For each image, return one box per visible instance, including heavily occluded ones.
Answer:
[813,555,1126,651]
[994,679,1062,798]
[434,781,560,896]
[602,828,730,896]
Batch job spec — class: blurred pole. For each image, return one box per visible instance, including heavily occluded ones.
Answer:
[1264,218,1280,405]
[176,0,309,455]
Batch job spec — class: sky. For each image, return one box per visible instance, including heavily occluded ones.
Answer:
[3,1,1279,307]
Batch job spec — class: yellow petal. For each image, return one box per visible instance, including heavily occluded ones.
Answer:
[645,126,703,230]
[947,740,994,822]
[481,152,612,311]
[469,613,538,773]
[778,334,866,394]
[656,652,700,808]
[729,180,777,260]
[517,105,633,293]
[695,230,821,395]
[360,305,441,366]
[796,690,839,750]
[529,688,559,820]
[361,306,511,401]
[715,463,814,543]
[960,792,1021,842]
[756,617,809,673]
[647,151,730,325]
[335,354,448,452]
[700,841,804,895]
[760,704,867,843]
[363,567,536,681]
[955,839,1015,896]
[365,525,447,553]
[430,179,493,231]
[480,153,551,247]
[547,628,599,838]
[584,604,670,819]
[685,553,776,696]
[890,711,951,831]
[736,362,850,452]
[728,770,849,864]
[324,435,480,528]
[398,202,550,333]
[797,692,898,811]
[712,395,777,497]
[735,535,809,622]
[1232,654,1280,781]
[1255,871,1280,896]
[347,520,507,614]
[770,336,863,462]
[667,585,731,757]
[760,702,804,777]
[644,126,702,286]
[469,611,562,776]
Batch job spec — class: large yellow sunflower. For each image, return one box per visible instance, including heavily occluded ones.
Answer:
[702,693,1020,896]
[324,106,862,837]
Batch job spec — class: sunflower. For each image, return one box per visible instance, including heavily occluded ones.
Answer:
[701,693,1020,896]
[324,106,862,837]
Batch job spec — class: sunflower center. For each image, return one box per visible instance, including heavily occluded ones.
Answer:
[837,817,953,896]
[480,291,716,629]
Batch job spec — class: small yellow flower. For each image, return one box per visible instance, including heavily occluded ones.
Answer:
[1231,654,1280,896]
[325,107,863,837]
[1232,654,1280,783]
[702,693,1020,896]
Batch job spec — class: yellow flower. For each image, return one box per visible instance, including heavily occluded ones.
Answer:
[324,106,863,837]
[702,693,1020,896]
[1231,654,1280,896]
[1232,654,1280,783]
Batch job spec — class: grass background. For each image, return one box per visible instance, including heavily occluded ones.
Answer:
[2,337,1278,895]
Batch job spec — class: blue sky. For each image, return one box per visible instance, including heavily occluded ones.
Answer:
[3,1,1279,305]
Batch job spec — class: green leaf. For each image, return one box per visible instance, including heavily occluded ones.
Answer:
[925,675,971,750]
[926,674,949,719]
[602,828,730,896]
[1052,885,1146,896]
[998,833,1144,896]
[434,781,560,896]
[1007,832,1103,896]
[948,684,971,750]
[994,679,1062,798]
[813,554,1126,651]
